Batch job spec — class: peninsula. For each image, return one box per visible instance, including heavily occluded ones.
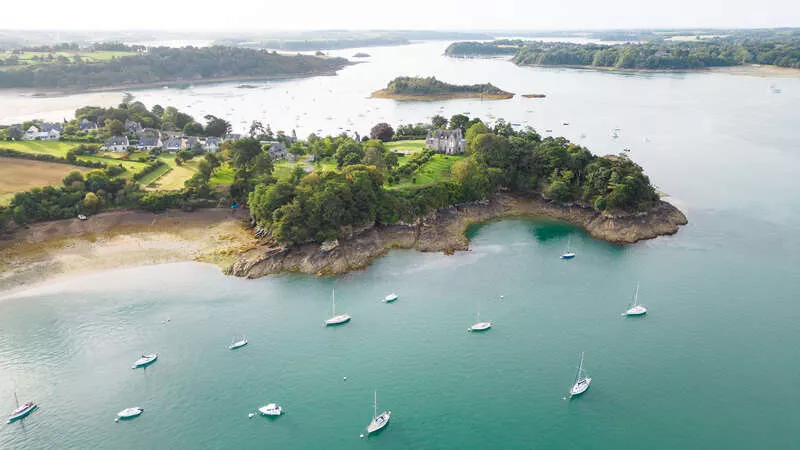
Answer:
[0,44,350,90]
[446,36,800,71]
[0,103,686,287]
[371,76,514,100]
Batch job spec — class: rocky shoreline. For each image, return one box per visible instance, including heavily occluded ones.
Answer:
[226,193,687,278]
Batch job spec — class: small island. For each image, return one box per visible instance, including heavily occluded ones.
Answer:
[371,76,514,101]
[352,53,371,58]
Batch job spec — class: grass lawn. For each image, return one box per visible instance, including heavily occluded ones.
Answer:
[387,154,464,190]
[210,164,234,186]
[313,157,338,172]
[0,157,90,201]
[141,154,197,190]
[137,163,173,187]
[0,51,136,71]
[0,140,75,158]
[385,140,426,153]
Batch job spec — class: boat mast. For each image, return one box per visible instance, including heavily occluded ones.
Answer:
[332,288,336,316]
[373,390,377,419]
[634,282,640,306]
[14,391,19,408]
[577,352,584,381]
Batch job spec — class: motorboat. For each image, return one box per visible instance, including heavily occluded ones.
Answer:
[117,407,144,420]
[366,391,390,434]
[258,403,283,416]
[569,352,592,398]
[7,394,37,424]
[624,282,647,316]
[383,293,398,303]
[131,353,158,369]
[324,289,351,326]
[229,336,248,350]
[467,312,492,332]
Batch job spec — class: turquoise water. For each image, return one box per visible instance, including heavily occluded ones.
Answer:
[2,41,800,448]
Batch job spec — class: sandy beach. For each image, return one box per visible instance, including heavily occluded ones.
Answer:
[0,208,257,295]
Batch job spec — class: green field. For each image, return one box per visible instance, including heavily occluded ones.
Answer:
[385,140,426,154]
[388,154,464,190]
[0,51,136,70]
[210,164,234,186]
[0,140,75,157]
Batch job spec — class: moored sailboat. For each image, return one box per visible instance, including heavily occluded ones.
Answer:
[561,236,576,259]
[569,352,592,398]
[7,393,37,424]
[366,390,391,434]
[324,289,351,326]
[624,282,647,316]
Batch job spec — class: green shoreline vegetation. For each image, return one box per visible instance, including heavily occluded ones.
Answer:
[0,43,349,90]
[371,76,514,100]
[446,36,800,70]
[0,102,660,247]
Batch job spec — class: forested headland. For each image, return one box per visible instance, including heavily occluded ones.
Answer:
[446,38,800,70]
[371,77,514,100]
[0,45,350,90]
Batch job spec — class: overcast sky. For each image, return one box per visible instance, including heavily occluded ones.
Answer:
[1,0,799,31]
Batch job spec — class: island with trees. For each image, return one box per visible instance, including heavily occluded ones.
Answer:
[0,44,350,91]
[446,37,800,70]
[371,76,514,101]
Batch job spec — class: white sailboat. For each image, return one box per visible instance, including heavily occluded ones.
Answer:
[131,353,158,369]
[229,336,248,349]
[569,352,592,398]
[258,403,283,416]
[383,293,398,303]
[116,407,144,420]
[366,390,391,434]
[624,282,647,316]
[7,392,37,424]
[467,311,492,332]
[561,236,576,259]
[324,288,351,326]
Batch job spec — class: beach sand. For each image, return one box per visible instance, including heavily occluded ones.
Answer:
[0,208,257,295]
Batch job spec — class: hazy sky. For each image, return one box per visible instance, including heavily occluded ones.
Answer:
[1,0,799,31]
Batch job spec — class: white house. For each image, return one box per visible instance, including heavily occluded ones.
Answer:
[203,137,222,153]
[163,137,182,152]
[23,126,39,140]
[102,136,130,152]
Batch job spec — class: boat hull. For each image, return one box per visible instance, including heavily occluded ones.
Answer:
[117,407,144,419]
[468,322,492,332]
[258,404,283,416]
[561,253,576,259]
[383,294,398,303]
[570,378,592,397]
[132,354,157,369]
[7,403,36,423]
[324,315,351,326]
[625,306,647,316]
[229,340,248,349]
[367,411,391,434]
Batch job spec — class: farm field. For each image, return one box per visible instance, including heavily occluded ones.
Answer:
[0,157,89,204]
[385,139,425,154]
[0,51,136,71]
[387,154,464,190]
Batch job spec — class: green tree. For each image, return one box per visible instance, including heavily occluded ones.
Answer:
[104,119,124,136]
[334,140,364,168]
[183,121,204,136]
[431,115,448,129]
[204,115,232,137]
[449,114,470,132]
[369,122,394,142]
[62,170,85,187]
[465,122,490,153]
[82,192,101,213]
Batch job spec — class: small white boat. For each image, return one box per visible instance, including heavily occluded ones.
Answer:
[467,312,492,332]
[131,353,158,369]
[116,407,144,419]
[383,293,398,303]
[324,289,351,326]
[7,393,37,424]
[258,403,283,416]
[561,236,576,259]
[569,352,592,398]
[229,336,248,350]
[366,390,391,434]
[77,214,87,220]
[624,282,647,316]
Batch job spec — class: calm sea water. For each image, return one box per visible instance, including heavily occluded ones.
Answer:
[1,42,800,449]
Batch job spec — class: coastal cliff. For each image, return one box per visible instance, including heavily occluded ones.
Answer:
[226,193,687,278]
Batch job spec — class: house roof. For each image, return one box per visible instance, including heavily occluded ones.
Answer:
[104,136,129,146]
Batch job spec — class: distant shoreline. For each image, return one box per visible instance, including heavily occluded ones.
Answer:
[515,62,800,77]
[14,70,344,97]
[371,89,514,101]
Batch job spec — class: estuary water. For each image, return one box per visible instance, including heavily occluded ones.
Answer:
[1,41,800,448]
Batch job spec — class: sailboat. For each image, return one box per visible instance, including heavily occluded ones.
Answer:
[7,392,37,424]
[569,352,592,398]
[383,293,398,303]
[561,236,576,259]
[229,336,248,349]
[366,390,391,434]
[131,353,158,369]
[624,282,647,316]
[467,311,492,332]
[324,288,351,326]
